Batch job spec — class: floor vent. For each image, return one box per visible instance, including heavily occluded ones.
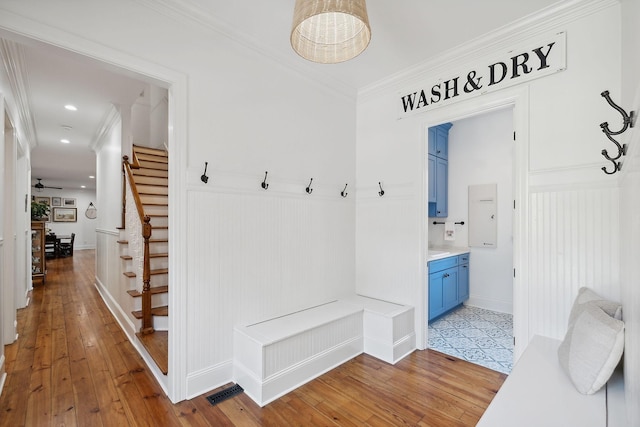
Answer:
[206,384,244,406]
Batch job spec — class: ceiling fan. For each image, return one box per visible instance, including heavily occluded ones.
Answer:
[33,178,62,192]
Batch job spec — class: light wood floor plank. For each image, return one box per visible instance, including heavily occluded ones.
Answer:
[0,249,506,426]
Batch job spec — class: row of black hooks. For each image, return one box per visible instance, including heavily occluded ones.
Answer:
[600,90,635,175]
[201,166,389,198]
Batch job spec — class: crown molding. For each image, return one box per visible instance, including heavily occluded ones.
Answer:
[90,104,121,153]
[0,38,38,148]
[134,0,356,101]
[358,0,620,101]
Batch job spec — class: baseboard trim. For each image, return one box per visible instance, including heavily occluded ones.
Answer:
[93,276,136,341]
[186,360,234,400]
[466,297,513,314]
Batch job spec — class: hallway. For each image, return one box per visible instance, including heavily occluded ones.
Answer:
[1,250,506,426]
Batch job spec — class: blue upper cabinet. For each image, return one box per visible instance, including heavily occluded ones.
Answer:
[428,123,452,218]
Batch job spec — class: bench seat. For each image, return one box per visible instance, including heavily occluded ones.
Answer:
[233,297,415,406]
[477,334,626,427]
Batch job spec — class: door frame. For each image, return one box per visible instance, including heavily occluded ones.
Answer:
[418,86,530,360]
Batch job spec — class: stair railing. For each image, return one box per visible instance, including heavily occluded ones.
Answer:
[122,155,155,334]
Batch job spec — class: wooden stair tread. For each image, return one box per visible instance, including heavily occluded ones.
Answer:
[150,238,168,243]
[133,145,168,156]
[123,268,168,278]
[148,214,169,218]
[132,306,168,318]
[152,226,168,230]
[131,169,168,178]
[142,202,169,207]
[135,153,168,163]
[120,255,133,260]
[150,253,169,258]
[117,240,128,244]
[127,285,169,297]
[135,331,168,375]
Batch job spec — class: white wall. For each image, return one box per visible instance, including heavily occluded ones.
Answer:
[356,2,622,354]
[428,108,514,313]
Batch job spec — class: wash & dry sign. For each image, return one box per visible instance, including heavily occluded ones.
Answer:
[398,32,566,118]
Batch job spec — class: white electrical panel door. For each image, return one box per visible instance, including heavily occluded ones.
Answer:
[469,184,497,248]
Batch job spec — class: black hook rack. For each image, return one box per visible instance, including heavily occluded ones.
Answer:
[433,221,465,225]
[306,178,313,194]
[378,182,385,197]
[341,183,348,198]
[261,171,269,190]
[599,90,635,174]
[201,162,209,184]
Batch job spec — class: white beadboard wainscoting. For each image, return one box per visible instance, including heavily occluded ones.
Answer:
[95,229,138,340]
[529,184,620,341]
[185,187,356,397]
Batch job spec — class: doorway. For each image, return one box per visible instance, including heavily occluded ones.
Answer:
[421,87,529,369]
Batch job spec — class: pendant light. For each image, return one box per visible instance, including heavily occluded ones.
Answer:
[291,0,371,64]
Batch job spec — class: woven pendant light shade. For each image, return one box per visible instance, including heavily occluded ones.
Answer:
[291,0,371,64]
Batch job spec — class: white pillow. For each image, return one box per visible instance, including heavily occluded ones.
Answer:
[558,301,624,394]
[568,287,622,325]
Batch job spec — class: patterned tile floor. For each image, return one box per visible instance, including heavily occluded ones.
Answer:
[428,305,513,374]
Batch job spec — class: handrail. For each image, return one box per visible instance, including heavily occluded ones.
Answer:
[122,153,155,334]
[123,157,146,224]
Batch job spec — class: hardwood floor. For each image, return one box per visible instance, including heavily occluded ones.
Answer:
[1,250,506,426]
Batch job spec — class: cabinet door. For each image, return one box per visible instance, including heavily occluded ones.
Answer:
[434,126,449,160]
[428,127,437,155]
[458,263,469,302]
[429,266,458,320]
[428,271,445,321]
[442,267,458,309]
[428,154,436,203]
[434,157,448,217]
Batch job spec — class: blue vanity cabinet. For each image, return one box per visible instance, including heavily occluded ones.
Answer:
[428,252,470,321]
[428,123,452,218]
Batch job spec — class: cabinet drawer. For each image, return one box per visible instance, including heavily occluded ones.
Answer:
[429,256,458,272]
[458,253,469,264]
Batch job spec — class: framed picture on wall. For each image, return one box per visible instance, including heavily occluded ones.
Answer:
[34,196,51,205]
[52,197,62,206]
[63,198,76,207]
[53,207,77,222]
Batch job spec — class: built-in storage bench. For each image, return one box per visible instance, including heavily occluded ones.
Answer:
[233,297,415,407]
[342,295,416,364]
[477,335,627,427]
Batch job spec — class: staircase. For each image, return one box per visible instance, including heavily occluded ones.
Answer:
[119,145,169,374]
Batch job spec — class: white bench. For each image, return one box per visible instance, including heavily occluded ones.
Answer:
[233,296,415,406]
[477,335,627,427]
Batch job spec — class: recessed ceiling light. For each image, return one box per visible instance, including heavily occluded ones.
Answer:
[89,175,95,179]
[64,104,77,111]
[60,139,70,144]
[81,185,86,189]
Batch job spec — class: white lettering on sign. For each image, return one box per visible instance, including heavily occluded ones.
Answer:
[398,32,566,118]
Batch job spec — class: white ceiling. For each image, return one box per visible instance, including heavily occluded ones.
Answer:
[6,0,561,191]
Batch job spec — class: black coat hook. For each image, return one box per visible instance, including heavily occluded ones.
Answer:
[306,178,313,194]
[599,90,634,175]
[261,171,269,190]
[378,182,385,197]
[600,90,635,135]
[341,183,348,198]
[201,162,209,184]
